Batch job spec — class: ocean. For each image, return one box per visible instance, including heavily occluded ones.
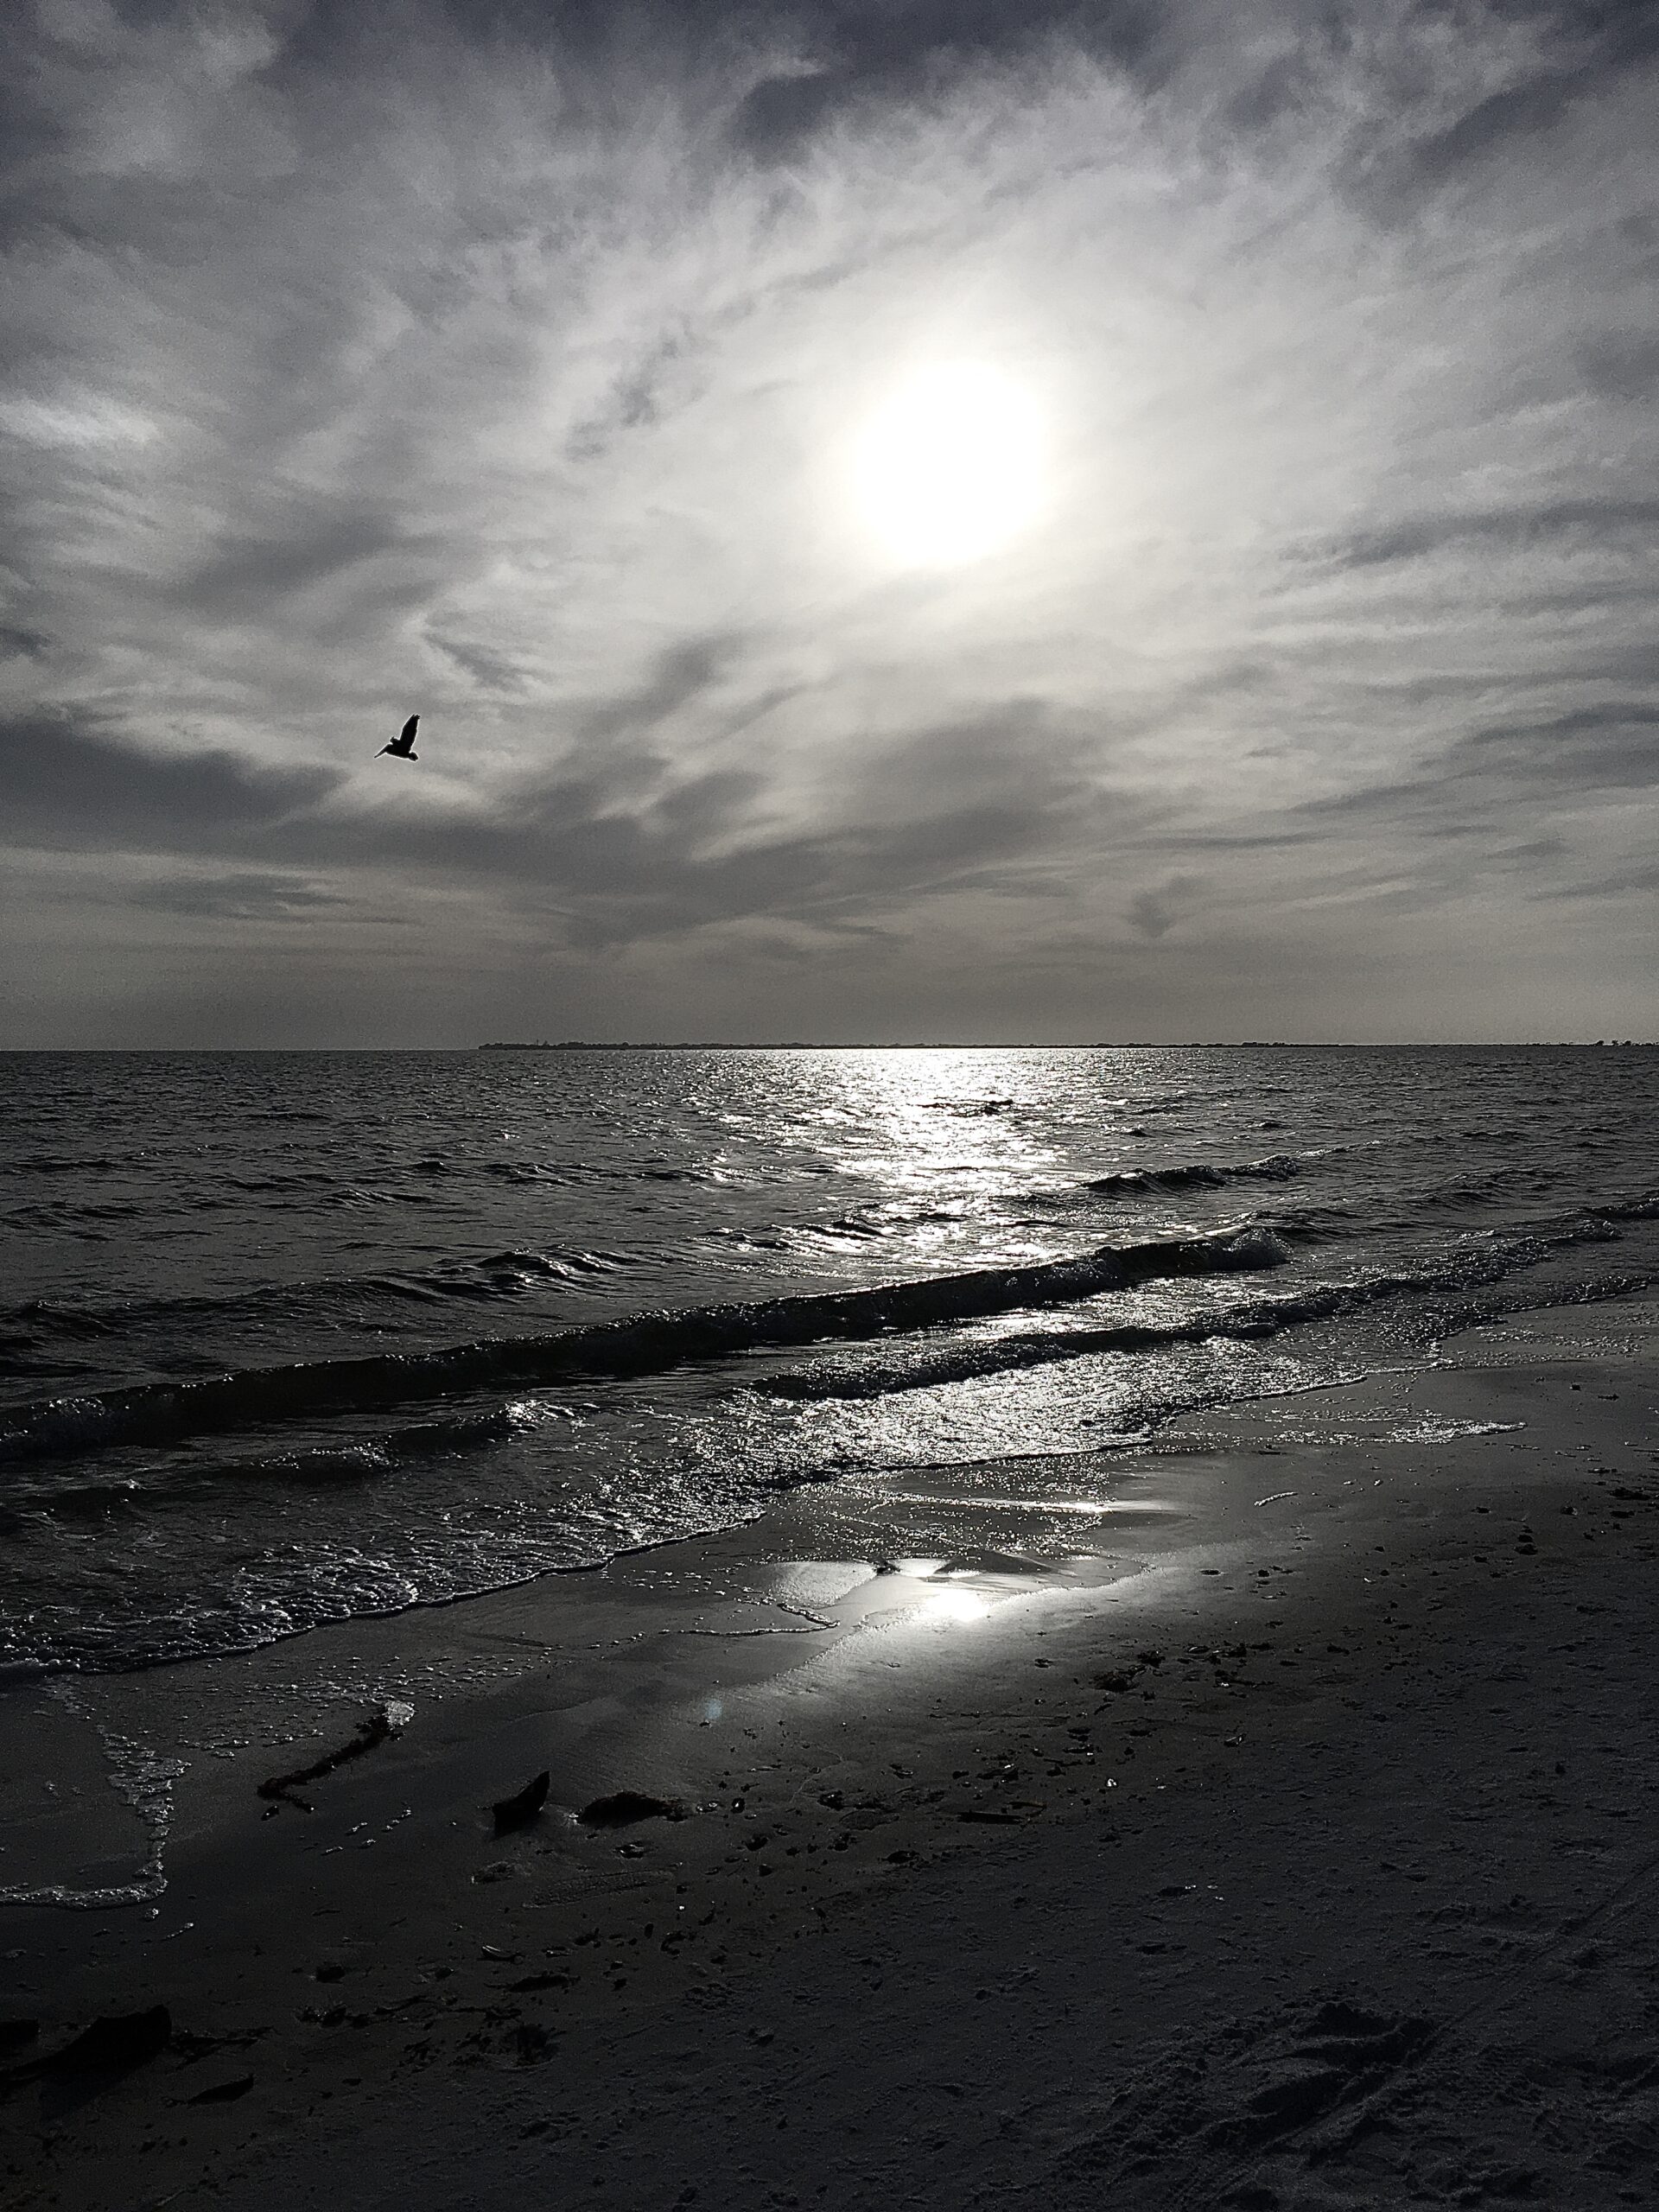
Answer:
[2,1046,1654,1679]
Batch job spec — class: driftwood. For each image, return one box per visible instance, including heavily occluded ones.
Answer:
[491,1770,550,1834]
[257,1707,398,1812]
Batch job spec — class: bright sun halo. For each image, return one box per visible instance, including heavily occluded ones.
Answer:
[854,362,1046,568]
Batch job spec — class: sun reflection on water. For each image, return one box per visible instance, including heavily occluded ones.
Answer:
[810,1049,1070,1265]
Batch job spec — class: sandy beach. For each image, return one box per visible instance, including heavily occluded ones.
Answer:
[6,0,1656,2194]
[3,1292,1656,2210]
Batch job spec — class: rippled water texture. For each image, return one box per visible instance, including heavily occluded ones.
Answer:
[2,1046,1654,1673]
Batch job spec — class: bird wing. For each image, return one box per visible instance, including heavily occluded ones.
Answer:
[400,715,419,744]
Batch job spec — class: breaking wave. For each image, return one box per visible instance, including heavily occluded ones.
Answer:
[0,1226,1287,1464]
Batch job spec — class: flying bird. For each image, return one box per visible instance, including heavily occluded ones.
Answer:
[380,714,419,760]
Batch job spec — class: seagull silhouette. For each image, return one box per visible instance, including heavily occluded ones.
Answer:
[380,714,419,761]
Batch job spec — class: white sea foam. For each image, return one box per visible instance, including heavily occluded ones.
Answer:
[0,1681,185,1911]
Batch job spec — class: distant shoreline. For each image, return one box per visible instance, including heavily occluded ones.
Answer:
[2,1039,1653,1053]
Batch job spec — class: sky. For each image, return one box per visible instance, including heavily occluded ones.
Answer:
[1,0,1655,1046]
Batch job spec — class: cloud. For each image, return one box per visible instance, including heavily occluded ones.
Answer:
[569,634,750,746]
[727,0,1163,160]
[1128,874,1205,940]
[0,712,343,852]
[1458,704,1659,791]
[1323,500,1659,570]
[122,870,351,919]
[1401,4,1659,182]
[1531,855,1659,901]
[1575,328,1659,402]
[295,689,1109,953]
[0,0,1655,1040]
[177,503,445,622]
[1292,703,1659,839]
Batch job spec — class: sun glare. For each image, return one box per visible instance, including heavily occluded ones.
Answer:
[853,362,1046,567]
[923,1585,988,1625]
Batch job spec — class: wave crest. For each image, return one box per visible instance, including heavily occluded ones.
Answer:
[0,1226,1285,1464]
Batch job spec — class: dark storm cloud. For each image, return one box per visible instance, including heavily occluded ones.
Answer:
[271,0,1160,147]
[287,696,1108,949]
[177,502,444,620]
[0,713,342,852]
[1403,0,1659,182]
[726,0,1161,160]
[1296,704,1659,832]
[1459,706,1659,790]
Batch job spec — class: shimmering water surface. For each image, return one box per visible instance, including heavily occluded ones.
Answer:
[2,1046,1654,1674]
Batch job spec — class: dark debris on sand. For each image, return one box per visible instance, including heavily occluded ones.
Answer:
[577,1791,688,1828]
[492,1770,550,1834]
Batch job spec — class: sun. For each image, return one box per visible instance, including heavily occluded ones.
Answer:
[853,362,1046,568]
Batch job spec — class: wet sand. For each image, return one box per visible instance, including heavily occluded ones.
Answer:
[3,1294,1656,2209]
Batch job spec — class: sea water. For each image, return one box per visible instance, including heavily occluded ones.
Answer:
[2,1046,1654,1675]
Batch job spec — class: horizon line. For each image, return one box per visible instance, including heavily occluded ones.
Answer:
[2,1039,1652,1054]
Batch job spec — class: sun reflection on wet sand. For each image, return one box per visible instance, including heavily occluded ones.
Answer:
[920,1585,989,1625]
